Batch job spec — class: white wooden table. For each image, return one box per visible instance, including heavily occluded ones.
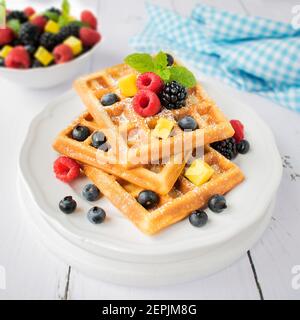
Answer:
[0,0,300,300]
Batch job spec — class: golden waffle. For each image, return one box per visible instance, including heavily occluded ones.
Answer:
[83,146,245,235]
[53,111,189,195]
[74,63,234,168]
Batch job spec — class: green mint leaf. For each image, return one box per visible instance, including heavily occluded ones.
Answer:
[62,0,70,17]
[124,53,154,73]
[44,11,59,22]
[153,51,168,70]
[7,19,20,34]
[58,15,69,27]
[169,66,196,88]
[156,68,171,82]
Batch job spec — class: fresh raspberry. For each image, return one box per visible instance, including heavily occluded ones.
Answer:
[79,27,101,47]
[0,27,14,46]
[24,7,35,17]
[230,120,244,143]
[80,10,97,30]
[53,156,80,183]
[5,46,30,69]
[53,44,73,64]
[133,90,161,117]
[137,72,164,93]
[31,15,48,31]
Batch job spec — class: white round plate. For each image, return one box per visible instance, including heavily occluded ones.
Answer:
[18,84,282,285]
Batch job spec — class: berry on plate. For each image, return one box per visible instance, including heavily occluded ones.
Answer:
[59,196,77,214]
[5,46,30,69]
[137,72,163,93]
[189,210,208,227]
[53,156,80,183]
[53,44,73,64]
[230,119,244,143]
[81,10,98,30]
[208,195,227,213]
[0,27,14,46]
[79,27,101,47]
[91,131,107,148]
[82,184,101,201]
[137,190,159,209]
[211,138,237,160]
[237,139,250,154]
[101,93,120,106]
[72,125,90,141]
[133,89,161,117]
[98,142,110,152]
[87,207,106,224]
[178,116,198,131]
[160,81,187,110]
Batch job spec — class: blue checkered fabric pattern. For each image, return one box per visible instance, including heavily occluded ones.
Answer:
[130,3,300,112]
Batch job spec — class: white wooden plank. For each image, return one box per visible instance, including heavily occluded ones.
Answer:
[68,255,260,300]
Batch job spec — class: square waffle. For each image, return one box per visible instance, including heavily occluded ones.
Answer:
[74,63,234,168]
[53,111,189,195]
[83,146,245,235]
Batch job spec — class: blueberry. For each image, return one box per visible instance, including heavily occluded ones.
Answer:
[0,58,4,67]
[72,125,90,141]
[237,139,250,154]
[166,53,174,66]
[137,190,159,209]
[31,59,44,68]
[87,206,106,224]
[59,196,77,214]
[82,184,100,201]
[91,131,106,148]
[101,93,120,106]
[98,142,110,152]
[25,44,36,56]
[178,116,198,131]
[189,210,208,227]
[208,194,227,213]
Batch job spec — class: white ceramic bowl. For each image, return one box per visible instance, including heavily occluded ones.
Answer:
[0,42,101,89]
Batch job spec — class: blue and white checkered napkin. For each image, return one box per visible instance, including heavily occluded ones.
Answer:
[130,3,300,112]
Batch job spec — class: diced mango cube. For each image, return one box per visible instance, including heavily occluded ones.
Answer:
[0,45,13,58]
[118,74,138,97]
[152,118,175,139]
[45,20,60,34]
[185,159,214,186]
[34,46,54,66]
[64,36,82,56]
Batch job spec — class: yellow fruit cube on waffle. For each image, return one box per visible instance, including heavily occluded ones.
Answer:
[53,111,189,195]
[73,62,234,169]
[83,146,244,235]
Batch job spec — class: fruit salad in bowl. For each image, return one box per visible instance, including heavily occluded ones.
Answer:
[0,1,102,88]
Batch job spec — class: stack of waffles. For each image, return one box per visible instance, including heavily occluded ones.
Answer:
[53,62,244,235]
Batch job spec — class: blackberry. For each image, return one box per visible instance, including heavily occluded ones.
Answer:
[47,7,61,16]
[160,81,187,110]
[57,23,80,42]
[19,22,40,46]
[40,32,58,51]
[7,10,28,23]
[211,138,237,160]
[11,38,23,46]
[0,58,4,67]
